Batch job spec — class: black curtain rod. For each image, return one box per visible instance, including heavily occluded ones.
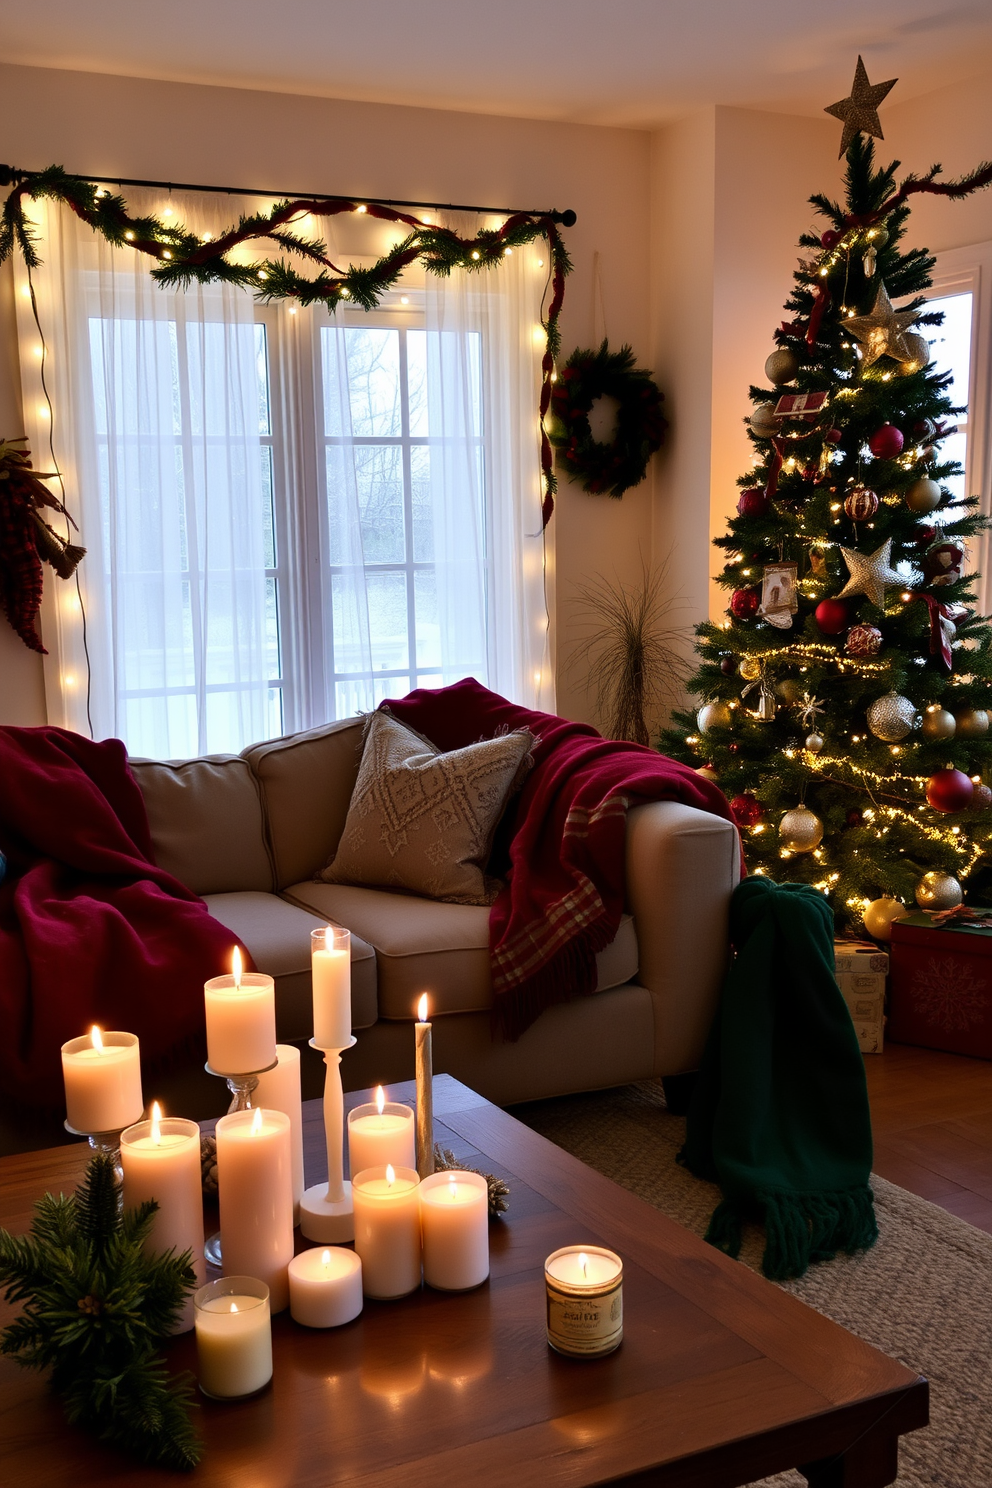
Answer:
[0,165,577,227]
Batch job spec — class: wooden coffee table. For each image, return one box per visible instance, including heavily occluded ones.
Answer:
[0,1075,927,1487]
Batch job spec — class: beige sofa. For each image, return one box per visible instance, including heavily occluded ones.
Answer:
[130,715,741,1114]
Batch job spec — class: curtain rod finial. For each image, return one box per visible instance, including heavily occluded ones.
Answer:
[557,210,577,228]
[0,165,22,189]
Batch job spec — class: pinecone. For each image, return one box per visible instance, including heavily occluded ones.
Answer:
[200,1135,218,1197]
[432,1143,510,1218]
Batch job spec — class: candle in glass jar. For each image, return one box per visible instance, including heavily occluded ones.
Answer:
[311,925,352,1048]
[216,1107,294,1312]
[419,1170,489,1291]
[288,1246,363,1328]
[348,1086,415,1176]
[121,1104,206,1332]
[61,1027,143,1133]
[194,1276,272,1399]
[204,948,276,1074]
[352,1164,421,1299]
[544,1245,623,1358]
[254,1044,305,1224]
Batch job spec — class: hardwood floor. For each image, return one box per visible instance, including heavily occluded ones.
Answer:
[865,1042,992,1236]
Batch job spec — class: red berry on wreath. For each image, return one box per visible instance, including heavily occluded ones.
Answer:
[868,424,905,459]
[926,768,974,813]
[815,598,849,635]
[730,793,764,827]
[737,487,769,517]
[843,486,879,521]
[846,623,883,657]
[731,587,759,620]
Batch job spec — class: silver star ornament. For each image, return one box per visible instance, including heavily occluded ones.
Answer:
[837,538,904,609]
[846,284,919,367]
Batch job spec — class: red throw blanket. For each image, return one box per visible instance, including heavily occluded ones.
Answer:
[0,726,246,1114]
[387,679,738,1039]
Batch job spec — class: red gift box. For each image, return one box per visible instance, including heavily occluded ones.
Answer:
[889,912,992,1059]
[773,391,828,421]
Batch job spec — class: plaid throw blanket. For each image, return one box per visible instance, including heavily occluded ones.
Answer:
[386,680,737,1039]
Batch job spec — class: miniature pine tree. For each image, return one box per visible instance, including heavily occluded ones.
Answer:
[661,136,992,936]
[0,1153,201,1471]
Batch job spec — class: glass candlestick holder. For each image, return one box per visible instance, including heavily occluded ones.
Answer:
[63,1121,128,1193]
[203,1055,279,1267]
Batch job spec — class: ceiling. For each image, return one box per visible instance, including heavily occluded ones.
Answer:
[3,0,992,128]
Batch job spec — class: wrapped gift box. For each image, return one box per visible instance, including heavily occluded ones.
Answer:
[889,913,992,1059]
[844,990,885,1055]
[834,940,889,977]
[834,941,887,1054]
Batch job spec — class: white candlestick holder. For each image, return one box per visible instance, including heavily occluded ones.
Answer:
[300,1035,357,1243]
[203,1055,279,1268]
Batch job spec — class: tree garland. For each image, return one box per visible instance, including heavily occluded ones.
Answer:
[548,340,667,498]
[0,166,573,524]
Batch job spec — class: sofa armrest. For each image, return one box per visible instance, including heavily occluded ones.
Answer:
[625,801,741,1076]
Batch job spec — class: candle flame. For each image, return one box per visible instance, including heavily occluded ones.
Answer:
[232,946,243,989]
[251,1106,263,1135]
[229,1301,238,1313]
[386,1163,396,1187]
[578,1252,589,1280]
[449,1174,458,1197]
[151,1101,163,1145]
[376,1085,385,1116]
[417,993,429,1023]
[322,1249,332,1265]
[90,1025,104,1051]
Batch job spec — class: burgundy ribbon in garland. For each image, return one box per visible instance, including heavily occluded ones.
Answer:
[764,439,786,499]
[806,284,831,347]
[913,592,955,670]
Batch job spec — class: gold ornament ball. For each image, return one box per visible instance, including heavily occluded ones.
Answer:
[915,871,963,913]
[920,706,956,740]
[954,707,990,738]
[862,897,911,941]
[695,764,719,783]
[805,733,824,753]
[905,476,941,513]
[697,701,733,734]
[764,348,799,386]
[779,806,824,852]
[867,692,917,742]
[739,657,762,681]
[749,402,779,438]
[900,332,930,375]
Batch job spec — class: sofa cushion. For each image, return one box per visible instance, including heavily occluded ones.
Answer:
[130,756,273,895]
[284,881,638,1019]
[243,718,365,890]
[202,891,377,1040]
[320,710,533,906]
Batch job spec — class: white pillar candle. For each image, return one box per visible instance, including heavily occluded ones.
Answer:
[121,1105,206,1333]
[204,947,276,1075]
[414,994,433,1179]
[311,926,352,1048]
[348,1087,416,1177]
[419,1170,489,1291]
[61,1027,143,1133]
[288,1246,363,1328]
[352,1164,421,1299]
[216,1107,294,1312]
[544,1245,624,1358]
[194,1276,272,1399]
[254,1044,305,1224]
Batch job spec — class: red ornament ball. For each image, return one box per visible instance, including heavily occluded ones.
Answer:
[731,587,760,620]
[823,427,843,444]
[843,486,879,521]
[914,525,938,548]
[974,784,992,810]
[815,598,850,635]
[913,418,937,441]
[820,229,841,249]
[737,487,769,517]
[730,793,764,827]
[846,623,883,658]
[923,541,964,587]
[926,768,974,813]
[868,424,905,459]
[845,809,864,828]
[719,654,736,676]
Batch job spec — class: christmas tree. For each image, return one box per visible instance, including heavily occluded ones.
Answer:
[661,91,992,940]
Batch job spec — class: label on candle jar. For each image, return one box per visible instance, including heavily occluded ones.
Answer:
[546,1278,623,1356]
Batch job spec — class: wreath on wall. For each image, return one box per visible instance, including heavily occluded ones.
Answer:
[548,340,667,499]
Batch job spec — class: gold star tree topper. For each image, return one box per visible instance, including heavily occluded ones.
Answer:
[837,539,904,609]
[846,284,919,366]
[824,56,898,158]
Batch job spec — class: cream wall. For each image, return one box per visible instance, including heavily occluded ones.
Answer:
[0,60,653,729]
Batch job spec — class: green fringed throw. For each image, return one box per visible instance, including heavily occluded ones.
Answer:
[678,878,878,1280]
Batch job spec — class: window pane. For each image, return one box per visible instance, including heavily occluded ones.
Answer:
[367,571,409,672]
[186,321,260,438]
[261,447,276,568]
[940,430,968,501]
[322,326,402,437]
[356,446,405,561]
[411,445,432,561]
[265,577,281,680]
[408,329,428,436]
[925,292,972,416]
[256,323,271,436]
[414,569,440,668]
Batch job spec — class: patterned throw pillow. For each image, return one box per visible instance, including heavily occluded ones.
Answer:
[319,709,534,905]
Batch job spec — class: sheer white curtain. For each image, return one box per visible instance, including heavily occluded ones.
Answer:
[15,188,273,756]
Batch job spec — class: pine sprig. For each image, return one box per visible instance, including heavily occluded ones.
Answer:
[0,1154,201,1471]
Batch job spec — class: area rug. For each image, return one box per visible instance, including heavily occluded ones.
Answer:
[513,1080,992,1488]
